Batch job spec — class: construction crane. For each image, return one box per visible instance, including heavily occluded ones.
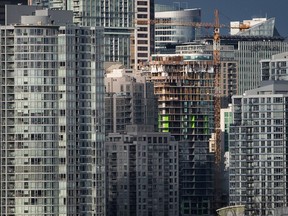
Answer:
[138,10,250,211]
[212,9,224,212]
[136,13,250,31]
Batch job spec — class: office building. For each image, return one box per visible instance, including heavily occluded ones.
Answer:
[155,3,179,12]
[0,0,28,25]
[105,125,179,216]
[225,16,287,95]
[47,0,134,68]
[229,81,288,215]
[105,67,158,134]
[230,17,280,37]
[155,5,201,53]
[203,16,288,95]
[261,52,288,81]
[148,54,215,215]
[176,43,235,61]
[0,5,105,215]
[236,40,288,94]
[132,0,155,70]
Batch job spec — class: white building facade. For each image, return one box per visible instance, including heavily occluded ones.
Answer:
[261,52,288,81]
[229,81,288,216]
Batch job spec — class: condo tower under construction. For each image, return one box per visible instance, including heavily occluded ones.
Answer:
[148,53,215,215]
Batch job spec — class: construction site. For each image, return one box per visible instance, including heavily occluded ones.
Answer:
[143,9,244,214]
[147,53,217,215]
[149,54,215,141]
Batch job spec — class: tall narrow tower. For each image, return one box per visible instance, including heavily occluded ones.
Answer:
[132,0,155,70]
[230,81,288,216]
[0,5,105,215]
[148,53,216,215]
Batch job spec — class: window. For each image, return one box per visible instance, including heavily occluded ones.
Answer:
[138,27,148,31]
[274,97,283,103]
[138,40,148,44]
[138,53,148,57]
[60,126,65,132]
[137,14,148,19]
[60,158,66,164]
[137,1,147,5]
[137,34,148,38]
[138,46,148,51]
[138,8,147,12]
[60,110,65,116]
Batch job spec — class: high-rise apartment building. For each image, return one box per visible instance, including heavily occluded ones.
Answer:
[0,5,105,215]
[148,54,215,215]
[45,0,134,68]
[31,0,156,69]
[105,68,158,134]
[261,52,288,81]
[229,81,288,215]
[105,125,179,216]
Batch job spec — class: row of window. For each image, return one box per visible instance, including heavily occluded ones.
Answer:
[243,97,285,104]
[15,28,56,36]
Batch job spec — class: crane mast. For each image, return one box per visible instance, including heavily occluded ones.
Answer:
[213,9,222,210]
[213,10,221,165]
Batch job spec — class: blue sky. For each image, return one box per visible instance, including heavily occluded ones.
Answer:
[155,0,288,37]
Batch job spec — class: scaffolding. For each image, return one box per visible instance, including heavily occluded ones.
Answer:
[148,54,216,215]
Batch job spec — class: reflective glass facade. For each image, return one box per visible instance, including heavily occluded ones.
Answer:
[0,7,105,216]
[49,0,134,68]
[155,8,201,53]
[236,41,288,94]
